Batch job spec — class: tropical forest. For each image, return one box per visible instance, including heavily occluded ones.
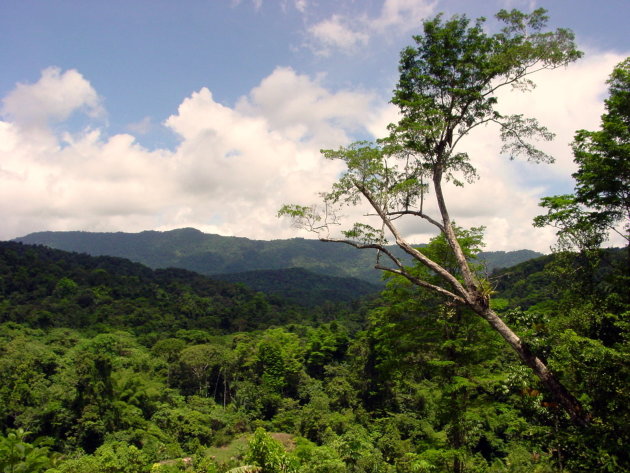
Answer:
[1,8,629,473]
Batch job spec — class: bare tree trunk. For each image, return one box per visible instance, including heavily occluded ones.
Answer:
[433,168,478,291]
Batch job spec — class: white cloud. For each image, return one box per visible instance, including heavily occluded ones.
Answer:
[230,0,263,9]
[1,67,104,129]
[126,116,154,135]
[0,66,371,242]
[161,68,378,237]
[495,51,625,178]
[1,52,626,252]
[294,0,307,13]
[236,66,379,146]
[499,0,538,10]
[305,0,436,55]
[307,15,369,56]
[373,0,437,32]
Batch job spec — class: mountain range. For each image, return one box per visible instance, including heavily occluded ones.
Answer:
[13,228,543,303]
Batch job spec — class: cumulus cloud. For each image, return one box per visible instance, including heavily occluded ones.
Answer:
[294,0,307,13]
[1,51,626,252]
[0,66,371,242]
[305,0,436,55]
[161,68,379,237]
[495,51,625,178]
[236,66,381,146]
[307,15,370,56]
[1,67,104,129]
[126,116,154,135]
[231,0,263,9]
[372,0,437,32]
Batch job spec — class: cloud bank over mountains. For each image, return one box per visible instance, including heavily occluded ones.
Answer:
[0,51,625,251]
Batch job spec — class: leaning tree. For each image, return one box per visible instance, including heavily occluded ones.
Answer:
[279,9,589,424]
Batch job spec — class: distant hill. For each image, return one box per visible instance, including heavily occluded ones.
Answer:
[491,247,626,310]
[0,241,308,333]
[478,249,543,272]
[215,267,380,307]
[14,228,543,284]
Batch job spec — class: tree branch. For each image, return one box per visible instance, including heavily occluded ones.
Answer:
[375,265,467,303]
[386,210,445,231]
[431,166,480,292]
[354,180,470,299]
[319,238,404,269]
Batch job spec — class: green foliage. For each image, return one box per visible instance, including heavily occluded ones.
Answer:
[1,33,629,468]
[572,58,630,234]
[0,429,52,473]
[151,404,214,451]
[218,268,379,309]
[278,7,587,427]
[487,445,555,473]
[492,245,629,471]
[47,441,148,473]
[245,429,297,473]
[15,228,395,285]
[535,194,607,250]
[15,229,540,287]
[536,57,630,249]
[0,241,330,334]
[359,229,558,472]
[0,238,627,472]
[292,437,346,473]
[414,225,486,283]
[178,344,225,397]
[305,323,350,377]
[392,8,579,169]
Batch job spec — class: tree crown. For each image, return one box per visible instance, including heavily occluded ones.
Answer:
[536,57,630,249]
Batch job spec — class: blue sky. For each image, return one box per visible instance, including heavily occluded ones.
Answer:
[1,0,629,251]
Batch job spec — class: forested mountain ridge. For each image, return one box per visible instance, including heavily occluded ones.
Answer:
[0,241,363,334]
[491,247,627,311]
[214,267,380,307]
[13,228,542,284]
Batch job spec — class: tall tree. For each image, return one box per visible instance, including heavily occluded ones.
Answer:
[279,9,587,424]
[535,57,630,252]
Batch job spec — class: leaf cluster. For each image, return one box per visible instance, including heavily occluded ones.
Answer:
[536,57,630,248]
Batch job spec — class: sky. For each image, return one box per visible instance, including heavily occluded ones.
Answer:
[1,0,629,252]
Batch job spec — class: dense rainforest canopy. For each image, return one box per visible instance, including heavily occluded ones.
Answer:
[2,8,629,473]
[1,234,628,472]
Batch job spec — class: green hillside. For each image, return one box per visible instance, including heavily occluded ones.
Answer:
[214,267,380,307]
[491,247,627,312]
[14,228,542,285]
[0,241,337,334]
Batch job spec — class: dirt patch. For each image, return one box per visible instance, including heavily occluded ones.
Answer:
[269,432,296,451]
